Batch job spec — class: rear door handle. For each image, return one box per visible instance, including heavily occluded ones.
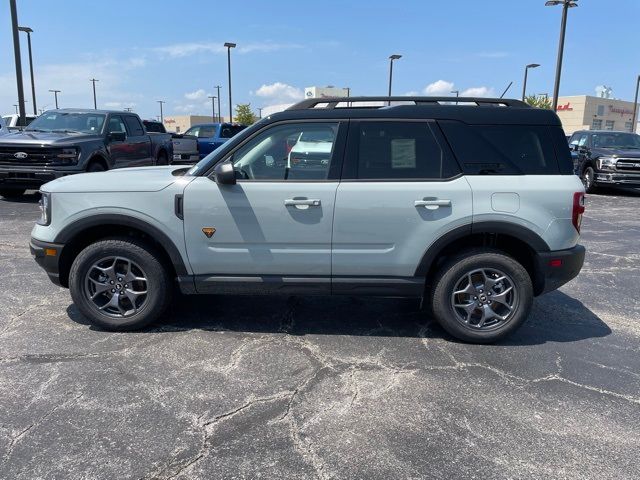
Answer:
[284,198,321,209]
[414,199,452,210]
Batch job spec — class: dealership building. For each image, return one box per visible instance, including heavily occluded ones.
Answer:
[554,95,638,135]
[162,115,230,133]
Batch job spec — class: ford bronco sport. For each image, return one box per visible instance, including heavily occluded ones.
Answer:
[29,97,586,343]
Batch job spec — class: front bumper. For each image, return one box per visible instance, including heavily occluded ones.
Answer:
[30,238,65,287]
[594,171,640,187]
[0,167,81,190]
[534,245,585,295]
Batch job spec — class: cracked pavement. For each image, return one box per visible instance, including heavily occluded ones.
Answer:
[1,190,639,479]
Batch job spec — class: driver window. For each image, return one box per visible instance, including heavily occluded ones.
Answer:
[230,123,338,180]
[108,116,126,134]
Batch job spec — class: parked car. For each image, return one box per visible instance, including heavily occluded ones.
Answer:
[569,130,640,193]
[184,122,247,159]
[143,120,199,164]
[0,109,173,198]
[30,96,585,343]
[2,113,37,132]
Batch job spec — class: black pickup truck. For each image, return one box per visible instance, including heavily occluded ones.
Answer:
[0,109,173,198]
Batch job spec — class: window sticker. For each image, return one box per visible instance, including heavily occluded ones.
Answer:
[391,138,416,169]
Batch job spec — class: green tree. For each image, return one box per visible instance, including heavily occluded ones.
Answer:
[234,103,258,124]
[524,95,552,110]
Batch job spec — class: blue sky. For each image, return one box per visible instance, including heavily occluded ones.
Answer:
[0,0,638,120]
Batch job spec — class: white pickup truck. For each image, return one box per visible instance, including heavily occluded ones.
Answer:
[2,113,37,132]
[143,120,199,164]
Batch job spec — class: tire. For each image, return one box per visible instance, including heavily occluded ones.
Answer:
[156,151,168,166]
[87,162,106,173]
[580,166,598,194]
[430,249,533,343]
[68,237,172,331]
[0,189,26,198]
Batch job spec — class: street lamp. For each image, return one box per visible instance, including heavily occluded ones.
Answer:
[208,96,217,122]
[49,89,60,108]
[9,0,26,125]
[632,75,640,133]
[257,107,263,119]
[387,54,402,104]
[224,42,236,121]
[214,85,222,122]
[157,100,166,123]
[13,104,18,114]
[90,78,99,109]
[546,0,578,111]
[18,26,37,115]
[451,90,459,105]
[522,63,540,101]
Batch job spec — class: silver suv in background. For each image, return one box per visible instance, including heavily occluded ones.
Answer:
[29,97,585,343]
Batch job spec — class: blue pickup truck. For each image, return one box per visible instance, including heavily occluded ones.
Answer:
[184,122,247,159]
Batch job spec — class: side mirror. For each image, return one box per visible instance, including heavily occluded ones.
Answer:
[213,161,236,185]
[109,131,126,142]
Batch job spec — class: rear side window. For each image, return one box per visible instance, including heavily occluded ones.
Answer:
[353,121,460,180]
[439,121,560,175]
[124,116,144,136]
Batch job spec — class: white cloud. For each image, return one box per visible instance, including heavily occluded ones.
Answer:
[103,101,137,109]
[254,82,304,104]
[423,80,455,96]
[476,51,509,58]
[154,41,302,58]
[185,89,208,101]
[461,86,495,97]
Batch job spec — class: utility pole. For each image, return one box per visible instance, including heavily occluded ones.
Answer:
[49,89,60,108]
[157,100,166,123]
[214,85,222,122]
[224,43,236,121]
[10,0,26,126]
[208,96,216,122]
[18,27,36,115]
[90,78,99,109]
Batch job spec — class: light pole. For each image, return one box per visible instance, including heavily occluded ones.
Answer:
[522,63,540,101]
[49,89,60,108]
[18,26,37,115]
[208,96,216,122]
[13,104,18,114]
[451,90,459,105]
[546,0,578,111]
[387,54,402,105]
[632,75,640,133]
[257,107,263,119]
[224,43,236,121]
[9,0,26,125]
[90,78,99,109]
[214,85,222,122]
[157,100,165,123]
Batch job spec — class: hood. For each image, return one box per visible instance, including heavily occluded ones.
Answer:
[42,166,192,193]
[592,147,640,158]
[0,130,101,146]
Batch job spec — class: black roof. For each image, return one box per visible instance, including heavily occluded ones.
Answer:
[265,96,561,126]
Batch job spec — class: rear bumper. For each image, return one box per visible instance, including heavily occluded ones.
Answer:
[172,152,199,164]
[534,245,585,295]
[594,171,640,187]
[29,238,64,287]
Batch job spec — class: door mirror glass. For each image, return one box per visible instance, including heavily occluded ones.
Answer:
[109,131,126,142]
[213,161,236,185]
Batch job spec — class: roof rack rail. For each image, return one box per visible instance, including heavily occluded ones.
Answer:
[287,96,530,110]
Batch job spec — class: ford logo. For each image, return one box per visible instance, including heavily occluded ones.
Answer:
[14,152,28,159]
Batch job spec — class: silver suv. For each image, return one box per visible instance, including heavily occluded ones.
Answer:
[29,97,586,343]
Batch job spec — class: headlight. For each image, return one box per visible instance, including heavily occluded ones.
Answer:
[37,192,51,226]
[54,147,80,165]
[596,157,616,171]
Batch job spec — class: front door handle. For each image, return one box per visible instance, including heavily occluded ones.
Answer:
[414,199,452,210]
[284,198,321,209]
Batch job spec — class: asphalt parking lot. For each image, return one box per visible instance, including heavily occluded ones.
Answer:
[1,190,639,479]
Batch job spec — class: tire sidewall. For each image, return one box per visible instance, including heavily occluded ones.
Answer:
[69,239,170,330]
[431,251,533,343]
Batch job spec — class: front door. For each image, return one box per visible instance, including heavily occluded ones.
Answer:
[106,115,129,168]
[183,121,346,294]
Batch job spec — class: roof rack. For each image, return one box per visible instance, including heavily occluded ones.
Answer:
[287,96,530,110]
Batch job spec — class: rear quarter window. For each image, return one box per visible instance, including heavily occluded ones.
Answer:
[439,121,561,175]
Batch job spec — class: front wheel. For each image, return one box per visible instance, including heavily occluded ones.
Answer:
[430,249,533,343]
[0,188,26,199]
[581,166,598,193]
[69,238,172,330]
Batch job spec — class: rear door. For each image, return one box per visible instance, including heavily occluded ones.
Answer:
[123,115,153,166]
[331,120,473,293]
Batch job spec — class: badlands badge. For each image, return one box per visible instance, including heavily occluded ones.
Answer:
[202,227,216,238]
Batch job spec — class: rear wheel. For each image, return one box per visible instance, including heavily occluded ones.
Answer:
[156,151,168,165]
[581,166,598,193]
[0,189,26,198]
[69,238,172,331]
[430,249,533,343]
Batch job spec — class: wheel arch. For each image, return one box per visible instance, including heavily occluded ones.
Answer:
[86,154,109,171]
[54,214,188,288]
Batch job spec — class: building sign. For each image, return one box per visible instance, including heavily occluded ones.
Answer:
[164,118,176,124]
[556,102,573,111]
[609,105,634,117]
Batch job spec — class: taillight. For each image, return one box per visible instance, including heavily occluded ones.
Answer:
[572,192,585,232]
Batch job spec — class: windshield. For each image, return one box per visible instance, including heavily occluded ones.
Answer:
[592,132,640,149]
[25,112,106,134]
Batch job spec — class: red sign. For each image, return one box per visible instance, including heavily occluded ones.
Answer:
[164,118,176,124]
[556,102,573,111]
[609,106,633,116]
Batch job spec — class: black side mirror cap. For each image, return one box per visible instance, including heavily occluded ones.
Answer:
[108,131,126,142]
[213,161,236,185]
